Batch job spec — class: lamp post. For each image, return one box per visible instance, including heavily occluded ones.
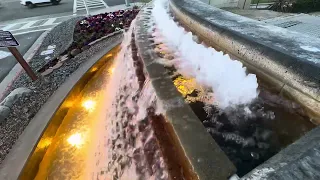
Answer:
[125,0,130,6]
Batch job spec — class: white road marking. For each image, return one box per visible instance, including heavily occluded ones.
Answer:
[73,0,108,15]
[0,15,75,35]
[2,23,17,31]
[12,28,52,35]
[42,18,57,26]
[73,0,77,14]
[19,20,38,30]
[0,50,12,60]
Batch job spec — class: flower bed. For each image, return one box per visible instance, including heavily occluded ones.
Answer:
[38,8,140,74]
[71,8,140,53]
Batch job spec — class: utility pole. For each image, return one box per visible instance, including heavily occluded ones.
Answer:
[125,0,130,6]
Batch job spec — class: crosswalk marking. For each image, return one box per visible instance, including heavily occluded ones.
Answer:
[0,15,74,35]
[2,23,17,31]
[19,21,38,29]
[73,0,108,15]
[42,18,57,26]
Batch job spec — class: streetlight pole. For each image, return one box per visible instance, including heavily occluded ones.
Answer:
[125,0,130,6]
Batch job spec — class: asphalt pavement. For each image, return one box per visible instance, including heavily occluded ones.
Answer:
[0,0,74,22]
[0,30,44,82]
[0,0,141,83]
[0,0,138,22]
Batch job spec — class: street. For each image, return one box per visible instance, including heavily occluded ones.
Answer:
[0,0,139,84]
[0,0,133,22]
[0,0,73,22]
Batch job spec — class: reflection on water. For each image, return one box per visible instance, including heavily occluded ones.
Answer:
[67,133,84,148]
[82,99,96,112]
[34,58,115,179]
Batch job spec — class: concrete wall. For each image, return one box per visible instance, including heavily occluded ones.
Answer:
[198,0,251,9]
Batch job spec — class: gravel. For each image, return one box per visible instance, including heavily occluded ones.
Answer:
[36,16,84,67]
[0,16,123,164]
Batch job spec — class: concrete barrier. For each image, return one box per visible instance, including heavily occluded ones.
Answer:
[170,0,320,124]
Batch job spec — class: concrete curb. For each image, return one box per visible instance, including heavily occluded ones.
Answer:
[0,36,122,180]
[134,6,236,180]
[0,30,49,101]
[90,2,146,15]
[170,0,320,123]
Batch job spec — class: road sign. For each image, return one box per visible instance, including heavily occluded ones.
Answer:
[0,31,19,48]
[0,31,37,81]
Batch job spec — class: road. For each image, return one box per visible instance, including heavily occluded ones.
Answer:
[0,0,140,83]
[0,0,74,22]
[0,0,133,22]
[0,31,44,82]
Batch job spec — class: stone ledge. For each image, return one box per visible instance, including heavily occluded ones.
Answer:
[134,6,237,180]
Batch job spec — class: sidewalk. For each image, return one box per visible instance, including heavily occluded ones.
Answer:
[224,8,320,39]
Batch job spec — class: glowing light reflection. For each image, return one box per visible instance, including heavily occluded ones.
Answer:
[173,76,196,97]
[67,133,84,148]
[91,67,98,72]
[82,100,96,112]
[109,67,115,73]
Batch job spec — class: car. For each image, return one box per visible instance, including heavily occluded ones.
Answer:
[20,0,61,9]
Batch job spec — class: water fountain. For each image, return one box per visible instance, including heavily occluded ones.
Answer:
[2,0,319,179]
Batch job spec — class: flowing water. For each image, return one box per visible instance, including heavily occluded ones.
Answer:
[33,1,316,179]
[35,22,170,179]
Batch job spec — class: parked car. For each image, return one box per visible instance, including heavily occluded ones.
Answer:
[20,0,61,9]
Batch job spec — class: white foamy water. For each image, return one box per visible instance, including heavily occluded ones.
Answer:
[86,20,168,180]
[151,0,258,109]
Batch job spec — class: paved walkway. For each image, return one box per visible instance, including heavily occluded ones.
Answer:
[223,8,293,21]
[264,14,320,38]
[224,8,320,39]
